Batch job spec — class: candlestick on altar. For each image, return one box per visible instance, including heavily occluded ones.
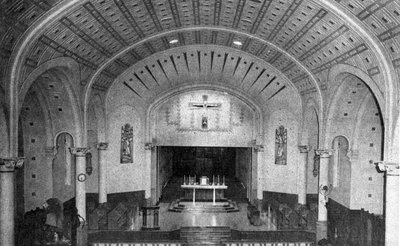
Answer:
[223,176,225,185]
[184,175,185,185]
[213,175,214,185]
[217,175,219,185]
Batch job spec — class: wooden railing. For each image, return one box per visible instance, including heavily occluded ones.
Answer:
[328,199,384,246]
[227,230,316,246]
[249,198,318,230]
[89,228,316,246]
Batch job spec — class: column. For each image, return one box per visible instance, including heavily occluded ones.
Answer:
[0,157,24,246]
[70,147,89,246]
[376,162,399,246]
[315,149,333,242]
[298,145,309,205]
[97,142,108,204]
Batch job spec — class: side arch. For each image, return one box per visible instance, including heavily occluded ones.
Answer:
[325,64,384,148]
[18,58,83,147]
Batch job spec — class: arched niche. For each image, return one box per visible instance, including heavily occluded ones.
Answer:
[53,132,75,203]
[329,135,351,207]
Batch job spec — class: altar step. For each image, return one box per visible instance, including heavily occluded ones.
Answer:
[181,226,231,246]
[168,199,239,213]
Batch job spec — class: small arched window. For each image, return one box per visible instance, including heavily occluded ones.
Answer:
[331,136,349,187]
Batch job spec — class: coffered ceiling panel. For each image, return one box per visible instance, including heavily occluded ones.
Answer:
[1,0,398,97]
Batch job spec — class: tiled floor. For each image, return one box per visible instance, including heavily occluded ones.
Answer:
[158,202,277,231]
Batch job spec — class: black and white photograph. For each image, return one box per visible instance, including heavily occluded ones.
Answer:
[0,0,399,245]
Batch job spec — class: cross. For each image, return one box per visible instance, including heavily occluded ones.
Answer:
[188,95,222,110]
[188,95,222,129]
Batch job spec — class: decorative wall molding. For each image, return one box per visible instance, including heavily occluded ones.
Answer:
[376,161,399,176]
[70,147,90,157]
[97,142,109,150]
[0,157,25,172]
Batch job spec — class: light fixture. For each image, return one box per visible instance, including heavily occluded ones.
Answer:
[169,39,178,44]
[233,40,242,46]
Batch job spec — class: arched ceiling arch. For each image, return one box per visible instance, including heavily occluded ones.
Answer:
[1,0,399,131]
[106,45,302,108]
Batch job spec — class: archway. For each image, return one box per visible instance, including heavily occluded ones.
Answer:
[147,88,263,205]
[325,73,384,214]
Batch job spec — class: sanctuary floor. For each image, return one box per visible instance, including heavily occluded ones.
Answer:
[157,202,277,231]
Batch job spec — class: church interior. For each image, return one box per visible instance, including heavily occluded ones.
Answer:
[0,0,399,245]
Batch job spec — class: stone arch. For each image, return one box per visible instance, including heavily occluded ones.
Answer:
[18,57,83,147]
[300,97,321,146]
[325,65,384,148]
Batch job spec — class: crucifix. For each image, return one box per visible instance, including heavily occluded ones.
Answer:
[188,95,222,129]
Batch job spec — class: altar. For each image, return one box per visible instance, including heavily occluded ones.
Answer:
[181,176,227,205]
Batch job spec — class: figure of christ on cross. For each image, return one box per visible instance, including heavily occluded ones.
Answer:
[188,95,222,129]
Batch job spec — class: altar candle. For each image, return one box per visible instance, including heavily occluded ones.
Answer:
[184,175,185,184]
[218,175,219,185]
[223,176,225,185]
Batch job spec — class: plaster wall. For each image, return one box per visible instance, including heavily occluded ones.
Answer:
[20,92,52,211]
[261,109,300,194]
[153,90,256,147]
[350,96,384,214]
[105,104,149,195]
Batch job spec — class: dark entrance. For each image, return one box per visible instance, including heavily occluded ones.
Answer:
[157,146,251,203]
[171,146,236,178]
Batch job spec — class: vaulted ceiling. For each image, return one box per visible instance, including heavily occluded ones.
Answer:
[0,0,399,101]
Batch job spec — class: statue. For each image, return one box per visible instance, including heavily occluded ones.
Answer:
[121,124,133,163]
[275,125,287,165]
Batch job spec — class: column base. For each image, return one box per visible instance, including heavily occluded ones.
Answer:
[316,221,328,242]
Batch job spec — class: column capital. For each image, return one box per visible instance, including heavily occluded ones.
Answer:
[45,146,58,156]
[97,142,109,150]
[70,147,90,157]
[0,157,25,172]
[315,149,333,158]
[298,145,310,153]
[376,162,399,176]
